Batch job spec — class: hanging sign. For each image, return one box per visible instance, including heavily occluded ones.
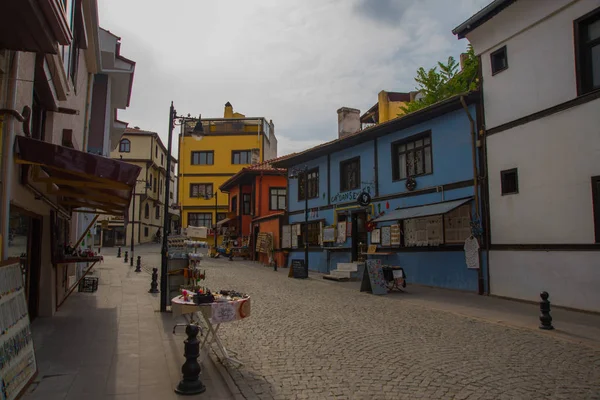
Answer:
[357,191,371,207]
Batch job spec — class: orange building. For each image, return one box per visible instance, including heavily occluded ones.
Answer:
[219,155,293,267]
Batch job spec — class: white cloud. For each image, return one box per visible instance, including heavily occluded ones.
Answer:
[99,0,491,159]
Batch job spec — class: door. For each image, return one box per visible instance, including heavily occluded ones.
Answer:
[27,218,42,320]
[103,229,115,247]
[351,212,368,261]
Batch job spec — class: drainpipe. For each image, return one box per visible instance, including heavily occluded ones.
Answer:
[460,95,484,295]
[1,52,20,260]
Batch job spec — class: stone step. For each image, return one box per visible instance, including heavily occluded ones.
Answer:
[330,270,351,278]
[323,274,349,282]
[336,263,358,272]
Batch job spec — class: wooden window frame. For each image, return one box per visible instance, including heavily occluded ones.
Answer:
[340,157,361,192]
[242,193,251,215]
[188,212,212,228]
[391,131,433,181]
[574,7,600,95]
[298,221,320,247]
[189,183,213,198]
[500,168,519,196]
[191,151,214,165]
[144,203,150,219]
[592,176,600,243]
[269,187,287,211]
[155,205,160,219]
[231,196,238,213]
[232,150,252,165]
[490,45,508,76]
[298,168,319,201]
[119,139,131,153]
[144,227,149,237]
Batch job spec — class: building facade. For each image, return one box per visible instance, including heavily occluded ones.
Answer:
[274,94,487,293]
[0,0,139,318]
[219,156,291,266]
[178,102,277,245]
[98,128,178,246]
[454,0,600,311]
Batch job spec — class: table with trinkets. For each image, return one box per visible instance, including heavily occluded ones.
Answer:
[171,291,251,367]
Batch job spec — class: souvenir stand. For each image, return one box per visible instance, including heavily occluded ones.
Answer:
[166,236,208,307]
[0,259,37,400]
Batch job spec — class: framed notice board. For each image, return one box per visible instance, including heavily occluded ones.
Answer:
[291,259,307,279]
[0,259,38,400]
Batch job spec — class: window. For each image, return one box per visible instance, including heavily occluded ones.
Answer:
[170,191,174,199]
[217,213,227,222]
[232,150,252,165]
[144,203,150,219]
[231,196,238,213]
[155,145,158,158]
[298,222,321,247]
[119,139,131,153]
[592,176,600,243]
[298,168,319,200]
[190,183,213,198]
[161,154,164,165]
[501,168,518,195]
[159,179,162,196]
[155,206,160,219]
[270,188,287,210]
[191,151,214,165]
[242,194,251,215]
[340,157,360,192]
[31,89,47,141]
[575,9,600,94]
[444,204,472,244]
[154,177,157,192]
[188,213,212,228]
[490,46,508,75]
[144,227,149,237]
[392,132,432,181]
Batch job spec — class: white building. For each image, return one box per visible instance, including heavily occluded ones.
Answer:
[454,0,600,311]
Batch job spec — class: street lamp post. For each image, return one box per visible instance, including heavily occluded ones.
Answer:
[289,165,309,277]
[130,179,150,267]
[161,102,204,312]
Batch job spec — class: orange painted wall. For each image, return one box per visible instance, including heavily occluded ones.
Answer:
[227,185,253,237]
[257,217,285,267]
[253,174,287,217]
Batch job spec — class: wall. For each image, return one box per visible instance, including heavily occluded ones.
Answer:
[467,0,598,128]
[287,155,329,213]
[490,250,600,312]
[486,98,600,244]
[87,74,108,154]
[255,174,287,217]
[116,134,151,160]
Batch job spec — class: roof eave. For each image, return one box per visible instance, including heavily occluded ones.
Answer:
[452,0,517,39]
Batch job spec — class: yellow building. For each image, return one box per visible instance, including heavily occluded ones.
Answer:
[97,128,178,246]
[360,90,418,128]
[178,102,277,244]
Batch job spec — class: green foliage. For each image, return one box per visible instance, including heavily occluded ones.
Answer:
[400,44,479,114]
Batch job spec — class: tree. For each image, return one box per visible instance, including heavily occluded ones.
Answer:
[400,44,479,114]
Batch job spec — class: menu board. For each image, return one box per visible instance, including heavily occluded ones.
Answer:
[291,259,307,279]
[359,259,387,295]
[322,227,336,243]
[0,260,37,400]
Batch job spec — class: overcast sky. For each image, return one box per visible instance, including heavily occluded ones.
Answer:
[99,0,490,158]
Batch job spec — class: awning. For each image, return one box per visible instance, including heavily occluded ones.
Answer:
[373,198,472,223]
[14,135,142,215]
[217,217,234,227]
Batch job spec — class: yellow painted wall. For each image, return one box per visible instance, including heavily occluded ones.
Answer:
[378,90,409,123]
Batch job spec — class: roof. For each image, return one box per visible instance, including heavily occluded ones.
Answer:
[452,0,517,39]
[372,198,472,223]
[123,127,178,163]
[273,91,480,168]
[219,154,296,192]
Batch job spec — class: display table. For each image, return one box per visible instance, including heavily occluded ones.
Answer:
[171,295,251,367]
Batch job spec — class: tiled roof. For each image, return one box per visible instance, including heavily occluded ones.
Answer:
[219,154,295,192]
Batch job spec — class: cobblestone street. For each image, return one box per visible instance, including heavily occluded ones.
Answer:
[129,245,600,400]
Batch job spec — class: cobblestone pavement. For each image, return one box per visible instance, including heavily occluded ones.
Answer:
[132,247,600,400]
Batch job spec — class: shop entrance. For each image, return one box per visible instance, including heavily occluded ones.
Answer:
[103,229,115,247]
[351,211,368,261]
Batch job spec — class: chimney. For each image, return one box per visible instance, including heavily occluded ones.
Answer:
[224,102,233,118]
[459,53,469,70]
[337,107,361,139]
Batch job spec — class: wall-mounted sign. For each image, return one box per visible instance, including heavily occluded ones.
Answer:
[357,191,371,207]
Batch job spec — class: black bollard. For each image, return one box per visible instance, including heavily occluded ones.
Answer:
[539,291,554,330]
[135,256,142,273]
[273,259,277,272]
[148,268,159,293]
[117,247,121,258]
[174,324,206,395]
[124,251,128,263]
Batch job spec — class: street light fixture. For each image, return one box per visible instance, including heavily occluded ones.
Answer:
[288,165,309,277]
[161,102,205,312]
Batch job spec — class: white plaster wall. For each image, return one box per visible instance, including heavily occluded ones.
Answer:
[466,0,600,128]
[487,97,600,244]
[489,250,600,312]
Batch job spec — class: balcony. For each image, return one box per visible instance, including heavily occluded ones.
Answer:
[182,118,269,136]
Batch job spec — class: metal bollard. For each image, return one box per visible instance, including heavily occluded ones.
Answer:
[174,324,206,395]
[135,256,142,273]
[539,291,554,330]
[117,247,121,258]
[124,251,128,263]
[148,268,159,293]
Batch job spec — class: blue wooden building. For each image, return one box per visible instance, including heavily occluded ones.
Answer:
[273,92,488,293]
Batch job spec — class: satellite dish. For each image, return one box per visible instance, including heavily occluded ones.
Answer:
[414,92,425,102]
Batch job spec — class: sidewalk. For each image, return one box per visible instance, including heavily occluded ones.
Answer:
[23,255,235,400]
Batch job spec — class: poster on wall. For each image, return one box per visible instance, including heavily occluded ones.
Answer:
[464,236,480,269]
[390,224,401,246]
[322,227,336,243]
[370,228,381,244]
[0,260,37,400]
[337,222,347,244]
[291,229,298,249]
[381,226,391,247]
